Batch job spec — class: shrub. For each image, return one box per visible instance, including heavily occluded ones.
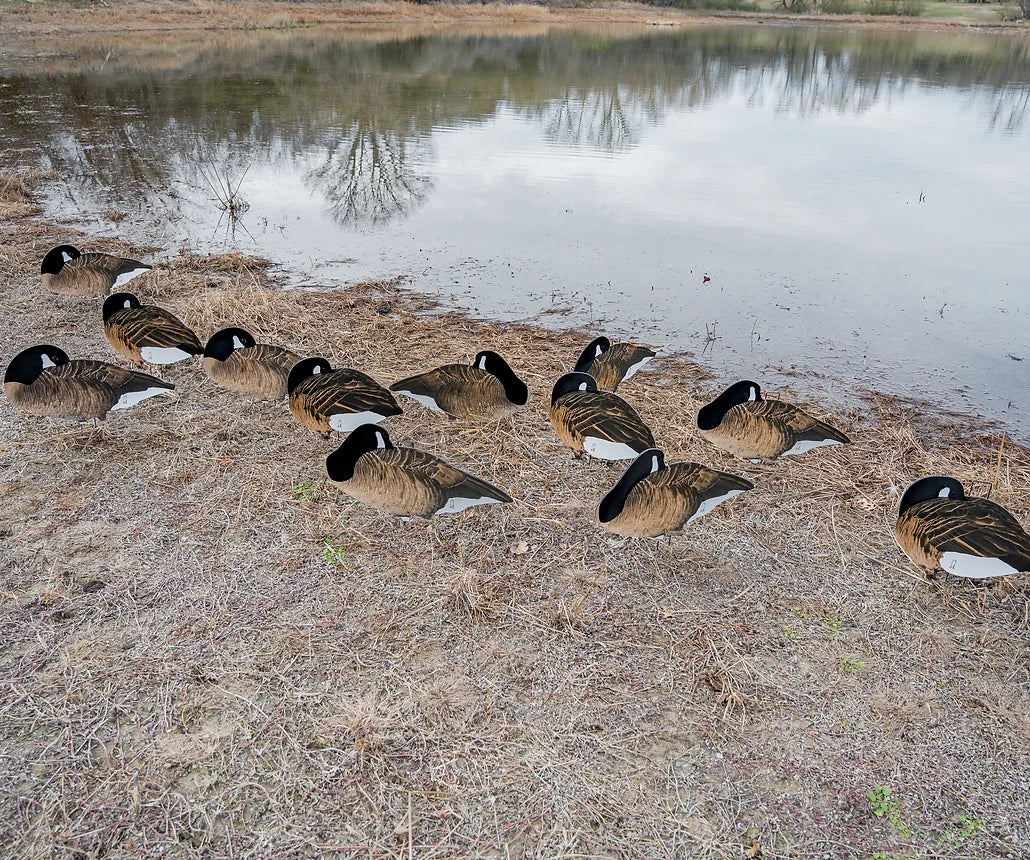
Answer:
[820,0,856,13]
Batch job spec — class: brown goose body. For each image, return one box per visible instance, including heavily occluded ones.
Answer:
[103,294,202,365]
[599,450,753,538]
[550,372,655,460]
[697,381,849,461]
[289,358,401,436]
[5,347,174,421]
[391,351,529,421]
[41,245,151,297]
[575,338,656,392]
[204,345,298,399]
[895,477,1030,579]
[326,425,512,518]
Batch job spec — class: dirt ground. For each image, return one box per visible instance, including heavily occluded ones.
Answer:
[0,0,1022,43]
[2,125,1030,860]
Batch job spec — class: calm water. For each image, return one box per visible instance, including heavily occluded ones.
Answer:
[2,25,1029,436]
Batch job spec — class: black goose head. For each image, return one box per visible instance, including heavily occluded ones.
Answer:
[326,424,393,482]
[598,448,665,523]
[899,476,966,515]
[287,356,334,394]
[473,351,529,405]
[5,344,71,385]
[204,327,256,361]
[574,336,611,373]
[40,245,80,275]
[697,380,762,430]
[551,372,597,405]
[102,292,141,322]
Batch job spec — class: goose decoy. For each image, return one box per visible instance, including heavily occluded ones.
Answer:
[697,380,849,461]
[289,357,401,437]
[103,293,202,365]
[598,448,753,538]
[4,344,174,420]
[895,476,1030,579]
[203,327,300,400]
[574,336,655,391]
[326,424,512,518]
[41,244,151,296]
[390,350,529,421]
[550,372,655,460]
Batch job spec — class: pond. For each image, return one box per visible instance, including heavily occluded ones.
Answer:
[2,24,1028,438]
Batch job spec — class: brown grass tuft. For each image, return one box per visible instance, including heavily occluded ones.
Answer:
[0,169,54,219]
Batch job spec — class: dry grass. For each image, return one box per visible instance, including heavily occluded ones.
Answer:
[2,173,1030,858]
[0,170,55,220]
[0,0,1020,52]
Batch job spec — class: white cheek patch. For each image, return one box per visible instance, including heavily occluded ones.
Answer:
[62,251,74,262]
[782,438,844,457]
[938,488,952,498]
[112,385,173,410]
[41,354,57,369]
[583,437,643,461]
[232,336,246,350]
[112,267,150,289]
[621,355,652,381]
[437,495,504,515]
[686,488,748,525]
[395,391,444,413]
[748,388,759,401]
[140,346,193,364]
[939,552,1020,579]
[649,455,661,474]
[328,410,391,433]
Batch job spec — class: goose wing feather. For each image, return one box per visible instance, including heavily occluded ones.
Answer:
[557,391,655,448]
[900,498,1030,570]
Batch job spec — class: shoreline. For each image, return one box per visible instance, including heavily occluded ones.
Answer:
[0,0,1025,45]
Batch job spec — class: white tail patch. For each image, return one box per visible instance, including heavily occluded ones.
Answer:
[939,551,1020,579]
[583,436,643,461]
[396,391,445,414]
[329,410,391,433]
[112,267,150,289]
[686,488,748,524]
[438,495,504,515]
[621,355,652,381]
[140,346,194,364]
[112,385,173,410]
[782,438,844,457]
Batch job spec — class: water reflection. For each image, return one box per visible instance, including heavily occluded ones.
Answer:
[2,26,1028,226]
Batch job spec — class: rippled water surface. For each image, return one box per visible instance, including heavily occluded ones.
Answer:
[2,25,1029,435]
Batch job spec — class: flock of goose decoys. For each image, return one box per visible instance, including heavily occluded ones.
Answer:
[6,243,1030,581]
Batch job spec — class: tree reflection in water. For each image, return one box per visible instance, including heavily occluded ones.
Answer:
[309,124,432,225]
[2,26,1027,225]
